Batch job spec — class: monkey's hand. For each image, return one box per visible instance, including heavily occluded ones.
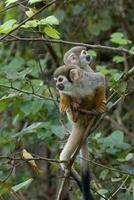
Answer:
[71,102,80,111]
[59,94,71,113]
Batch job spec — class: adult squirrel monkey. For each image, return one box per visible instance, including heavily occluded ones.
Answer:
[59,46,105,119]
[54,64,106,200]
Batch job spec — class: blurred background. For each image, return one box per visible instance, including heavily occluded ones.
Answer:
[0,0,134,199]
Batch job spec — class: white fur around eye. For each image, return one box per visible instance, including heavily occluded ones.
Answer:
[81,50,88,55]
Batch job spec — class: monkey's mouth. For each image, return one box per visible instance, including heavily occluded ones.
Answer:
[57,84,64,91]
[86,55,91,61]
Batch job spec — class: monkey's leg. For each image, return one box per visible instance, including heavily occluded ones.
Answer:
[95,86,106,113]
[59,94,71,113]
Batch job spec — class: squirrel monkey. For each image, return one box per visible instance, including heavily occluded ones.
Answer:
[54,64,106,200]
[59,46,105,120]
[63,46,93,72]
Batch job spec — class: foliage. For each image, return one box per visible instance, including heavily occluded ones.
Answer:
[0,0,134,199]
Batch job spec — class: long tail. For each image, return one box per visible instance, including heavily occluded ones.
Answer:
[60,123,94,199]
[60,123,85,165]
[80,141,94,200]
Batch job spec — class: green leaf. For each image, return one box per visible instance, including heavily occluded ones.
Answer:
[32,100,44,114]
[5,0,18,7]
[99,169,109,180]
[96,65,110,75]
[25,8,35,17]
[12,178,33,192]
[2,57,25,73]
[125,153,133,161]
[88,50,97,58]
[0,19,17,33]
[6,68,32,81]
[39,16,59,25]
[110,32,131,45]
[51,125,66,139]
[26,59,40,77]
[98,130,130,151]
[28,0,42,4]
[113,56,125,63]
[97,188,108,195]
[73,4,84,15]
[44,26,60,39]
[13,122,44,137]
[20,101,32,116]
[119,164,134,175]
[21,20,39,28]
[0,93,22,103]
[129,46,134,55]
[0,183,10,195]
[17,68,32,79]
[112,72,123,81]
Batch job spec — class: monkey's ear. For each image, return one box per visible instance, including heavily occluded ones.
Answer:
[69,69,80,82]
[68,53,77,64]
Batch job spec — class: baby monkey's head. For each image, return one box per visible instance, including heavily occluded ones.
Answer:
[63,46,90,67]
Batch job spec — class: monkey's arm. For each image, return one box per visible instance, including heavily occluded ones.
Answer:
[59,94,80,122]
[59,93,71,113]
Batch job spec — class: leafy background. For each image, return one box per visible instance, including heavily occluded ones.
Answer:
[0,0,134,199]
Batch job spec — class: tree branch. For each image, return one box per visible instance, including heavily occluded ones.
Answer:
[3,36,132,55]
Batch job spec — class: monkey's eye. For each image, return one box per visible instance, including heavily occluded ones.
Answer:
[81,50,88,55]
[58,77,63,82]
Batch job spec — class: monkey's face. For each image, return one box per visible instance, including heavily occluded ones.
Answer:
[79,49,90,66]
[65,49,90,67]
[54,68,82,96]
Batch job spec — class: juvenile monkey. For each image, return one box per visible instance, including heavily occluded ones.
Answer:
[54,64,106,200]
[64,46,93,72]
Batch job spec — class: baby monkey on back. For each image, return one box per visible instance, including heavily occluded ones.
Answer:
[54,46,106,200]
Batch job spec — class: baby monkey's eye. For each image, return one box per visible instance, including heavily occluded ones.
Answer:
[81,50,88,55]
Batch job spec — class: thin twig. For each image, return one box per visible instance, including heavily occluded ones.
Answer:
[107,175,129,200]
[79,157,134,177]
[0,83,57,102]
[0,155,66,164]
[57,169,70,200]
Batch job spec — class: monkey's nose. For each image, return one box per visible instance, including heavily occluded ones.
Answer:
[57,84,64,91]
